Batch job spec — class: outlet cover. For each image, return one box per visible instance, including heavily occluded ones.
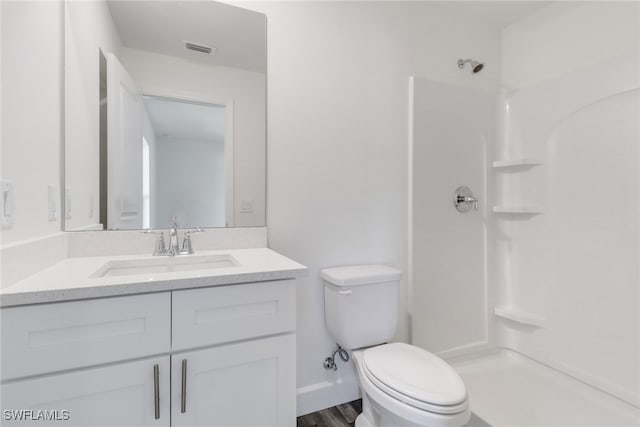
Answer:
[65,187,72,220]
[48,185,58,222]
[1,180,15,229]
[240,199,254,214]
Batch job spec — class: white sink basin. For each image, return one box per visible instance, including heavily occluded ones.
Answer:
[90,254,239,278]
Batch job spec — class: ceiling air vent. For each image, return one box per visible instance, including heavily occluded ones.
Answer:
[185,41,214,54]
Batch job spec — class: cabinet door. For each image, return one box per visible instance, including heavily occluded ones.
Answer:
[1,357,170,427]
[172,334,295,427]
[172,280,296,350]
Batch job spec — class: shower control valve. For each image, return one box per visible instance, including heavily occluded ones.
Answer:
[453,186,479,213]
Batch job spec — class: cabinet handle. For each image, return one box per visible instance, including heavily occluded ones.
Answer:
[153,364,160,420]
[181,359,187,413]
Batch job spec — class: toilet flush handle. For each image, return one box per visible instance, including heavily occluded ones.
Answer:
[338,289,352,295]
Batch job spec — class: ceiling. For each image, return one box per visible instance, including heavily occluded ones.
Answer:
[435,1,554,28]
[107,1,266,73]
[143,96,225,142]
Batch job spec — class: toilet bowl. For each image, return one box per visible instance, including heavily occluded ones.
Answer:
[353,344,470,427]
[321,265,471,427]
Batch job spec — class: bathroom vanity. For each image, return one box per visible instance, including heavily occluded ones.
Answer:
[0,248,306,427]
[1,0,302,424]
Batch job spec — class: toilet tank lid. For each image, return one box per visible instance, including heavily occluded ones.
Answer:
[320,265,402,286]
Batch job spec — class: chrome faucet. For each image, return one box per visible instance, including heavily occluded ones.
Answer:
[167,216,180,256]
[144,217,205,256]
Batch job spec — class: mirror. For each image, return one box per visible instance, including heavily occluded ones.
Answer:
[64,0,266,230]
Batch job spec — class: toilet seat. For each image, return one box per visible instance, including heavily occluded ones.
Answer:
[362,343,468,415]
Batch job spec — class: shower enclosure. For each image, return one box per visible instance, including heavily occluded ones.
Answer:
[409,3,639,425]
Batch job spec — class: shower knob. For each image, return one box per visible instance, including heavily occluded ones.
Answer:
[453,186,479,213]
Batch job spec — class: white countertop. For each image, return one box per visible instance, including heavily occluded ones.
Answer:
[0,248,307,307]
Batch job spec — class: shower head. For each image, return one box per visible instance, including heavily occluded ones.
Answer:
[457,58,484,74]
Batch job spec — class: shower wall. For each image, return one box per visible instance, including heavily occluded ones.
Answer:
[495,2,640,408]
[409,1,639,410]
[409,78,494,356]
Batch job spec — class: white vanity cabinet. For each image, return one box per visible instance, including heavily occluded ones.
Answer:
[170,280,296,427]
[0,279,297,427]
[1,356,171,427]
[171,335,295,427]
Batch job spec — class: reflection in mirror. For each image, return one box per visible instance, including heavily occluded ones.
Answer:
[64,0,266,231]
[140,96,230,230]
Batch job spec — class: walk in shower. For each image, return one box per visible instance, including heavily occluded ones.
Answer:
[409,2,639,424]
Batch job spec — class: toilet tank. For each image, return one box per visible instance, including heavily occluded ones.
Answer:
[322,265,402,350]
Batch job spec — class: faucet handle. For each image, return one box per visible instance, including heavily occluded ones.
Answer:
[143,230,167,256]
[154,232,167,256]
[181,231,193,255]
[180,228,205,255]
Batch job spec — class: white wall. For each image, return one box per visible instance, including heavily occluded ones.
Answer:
[64,0,122,231]
[502,2,640,90]
[0,1,62,245]
[238,0,501,414]
[497,2,640,407]
[154,137,225,229]
[120,47,266,227]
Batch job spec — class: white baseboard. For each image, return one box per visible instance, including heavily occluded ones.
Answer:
[296,376,361,417]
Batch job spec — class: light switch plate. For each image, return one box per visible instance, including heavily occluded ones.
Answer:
[1,180,15,229]
[65,187,72,220]
[48,185,58,222]
[240,199,254,214]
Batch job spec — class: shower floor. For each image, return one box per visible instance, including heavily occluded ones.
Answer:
[448,349,640,426]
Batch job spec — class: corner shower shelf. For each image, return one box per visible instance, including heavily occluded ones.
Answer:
[493,205,543,214]
[492,158,541,169]
[494,306,545,328]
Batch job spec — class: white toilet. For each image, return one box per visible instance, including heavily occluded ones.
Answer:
[322,265,471,427]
